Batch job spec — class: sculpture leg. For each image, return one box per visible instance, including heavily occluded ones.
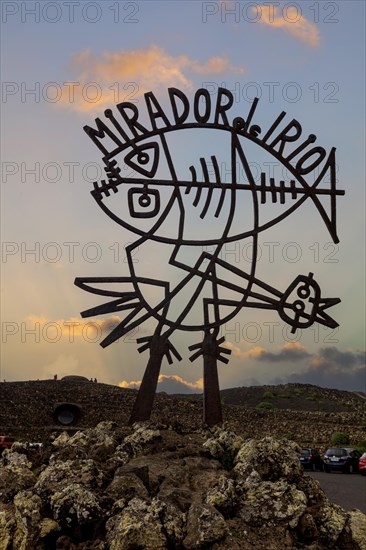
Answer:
[128,335,165,424]
[203,350,223,426]
[128,328,182,424]
[189,330,230,426]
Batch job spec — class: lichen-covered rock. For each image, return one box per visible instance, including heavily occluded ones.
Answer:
[120,424,161,459]
[127,423,161,445]
[39,517,61,539]
[107,445,131,469]
[109,496,186,546]
[51,431,70,449]
[52,430,87,456]
[13,490,42,548]
[297,512,320,541]
[1,425,366,549]
[234,437,302,481]
[202,437,224,460]
[106,497,167,549]
[316,500,348,545]
[348,509,366,550]
[52,421,118,462]
[206,476,238,517]
[4,441,28,455]
[203,427,244,469]
[239,479,307,528]
[154,498,186,545]
[0,503,14,550]
[51,483,102,531]
[35,458,103,498]
[297,474,327,507]
[0,464,37,502]
[105,471,149,504]
[106,423,161,470]
[1,450,32,469]
[183,503,228,548]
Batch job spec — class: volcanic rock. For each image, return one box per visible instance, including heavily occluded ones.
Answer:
[0,421,366,549]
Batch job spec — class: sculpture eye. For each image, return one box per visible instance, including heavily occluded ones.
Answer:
[124,142,159,178]
[128,186,161,218]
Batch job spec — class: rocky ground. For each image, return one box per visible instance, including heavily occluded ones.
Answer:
[1,422,366,549]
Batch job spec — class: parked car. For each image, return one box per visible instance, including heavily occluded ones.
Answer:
[359,452,366,476]
[300,448,323,470]
[0,435,15,454]
[323,447,361,473]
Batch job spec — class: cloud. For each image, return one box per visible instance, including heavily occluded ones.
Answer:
[255,5,320,48]
[225,341,310,361]
[309,347,365,369]
[252,342,311,362]
[119,379,141,390]
[246,346,273,359]
[224,341,248,358]
[226,341,365,391]
[278,347,366,391]
[190,56,241,75]
[25,315,121,341]
[120,374,203,394]
[59,45,244,112]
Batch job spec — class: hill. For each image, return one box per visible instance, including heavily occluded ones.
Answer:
[1,381,365,447]
[173,383,366,413]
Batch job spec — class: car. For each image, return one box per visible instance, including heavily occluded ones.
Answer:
[0,435,15,454]
[300,448,323,471]
[359,452,366,476]
[323,447,361,473]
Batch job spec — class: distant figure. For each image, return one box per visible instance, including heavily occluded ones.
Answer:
[53,374,58,381]
[94,378,97,383]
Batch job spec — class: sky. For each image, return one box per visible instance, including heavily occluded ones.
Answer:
[1,0,365,394]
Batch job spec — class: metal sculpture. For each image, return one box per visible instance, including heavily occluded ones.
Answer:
[75,88,344,425]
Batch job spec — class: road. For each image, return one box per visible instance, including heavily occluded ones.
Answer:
[306,471,366,514]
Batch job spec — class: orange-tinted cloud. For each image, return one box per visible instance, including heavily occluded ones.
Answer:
[255,5,320,47]
[224,341,267,359]
[120,374,203,394]
[25,315,121,341]
[58,45,244,112]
